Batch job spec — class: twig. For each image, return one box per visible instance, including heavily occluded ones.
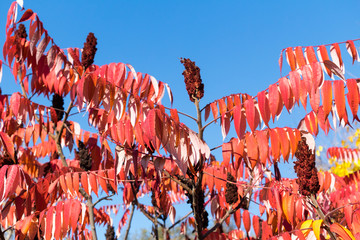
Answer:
[168,211,192,230]
[163,170,192,194]
[309,194,337,240]
[0,229,5,240]
[93,193,115,207]
[163,106,198,122]
[79,189,97,240]
[55,100,74,167]
[124,203,135,240]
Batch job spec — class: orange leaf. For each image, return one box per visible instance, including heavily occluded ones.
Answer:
[233,209,241,229]
[321,81,333,118]
[279,77,293,112]
[286,47,297,71]
[347,79,360,121]
[245,133,258,168]
[81,172,89,195]
[346,40,359,64]
[257,91,270,127]
[269,84,281,122]
[317,45,332,78]
[330,223,356,240]
[334,80,347,124]
[0,132,14,160]
[89,173,98,197]
[270,129,281,161]
[244,98,259,132]
[243,209,251,233]
[233,105,246,140]
[295,46,306,68]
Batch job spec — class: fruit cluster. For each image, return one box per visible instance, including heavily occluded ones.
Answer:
[105,224,116,240]
[51,94,64,121]
[81,32,97,69]
[225,172,239,205]
[180,58,204,102]
[76,141,92,171]
[294,137,320,196]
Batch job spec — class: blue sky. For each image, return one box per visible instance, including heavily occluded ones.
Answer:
[1,0,360,238]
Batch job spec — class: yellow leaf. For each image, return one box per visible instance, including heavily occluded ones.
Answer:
[300,219,313,237]
[312,219,323,240]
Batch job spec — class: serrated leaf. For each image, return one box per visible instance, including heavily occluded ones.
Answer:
[243,209,251,233]
[323,60,345,81]
[312,219,323,240]
[330,223,356,240]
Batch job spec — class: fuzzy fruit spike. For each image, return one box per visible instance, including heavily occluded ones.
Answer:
[76,140,92,171]
[81,32,97,69]
[225,172,239,205]
[15,24,27,39]
[105,224,116,240]
[294,137,320,196]
[180,58,204,102]
[51,94,64,121]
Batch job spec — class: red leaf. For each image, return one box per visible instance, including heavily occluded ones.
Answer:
[270,129,281,161]
[253,215,260,238]
[279,77,293,112]
[309,87,320,113]
[289,70,301,106]
[234,209,241,229]
[54,202,63,240]
[18,9,34,23]
[334,80,347,124]
[269,84,281,122]
[286,47,297,71]
[5,165,19,199]
[317,45,332,78]
[89,173,98,197]
[330,43,344,72]
[330,222,356,240]
[346,40,359,64]
[0,132,14,160]
[321,81,333,119]
[244,98,259,132]
[222,142,232,167]
[65,173,74,196]
[0,165,9,201]
[81,172,89,195]
[72,173,79,194]
[295,46,306,68]
[257,91,270,127]
[45,206,54,240]
[256,130,269,165]
[246,133,258,168]
[304,46,318,64]
[347,79,359,121]
[210,102,218,122]
[243,210,251,233]
[10,92,21,117]
[233,105,246,140]
[277,128,290,161]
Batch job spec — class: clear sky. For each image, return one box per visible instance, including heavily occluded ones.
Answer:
[1,0,360,238]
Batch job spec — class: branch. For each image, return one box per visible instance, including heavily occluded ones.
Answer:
[310,194,337,240]
[168,210,192,230]
[202,169,256,239]
[93,193,115,208]
[163,170,193,194]
[55,100,74,167]
[163,106,198,122]
[0,229,5,240]
[130,179,164,228]
[79,189,98,240]
[124,203,135,240]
